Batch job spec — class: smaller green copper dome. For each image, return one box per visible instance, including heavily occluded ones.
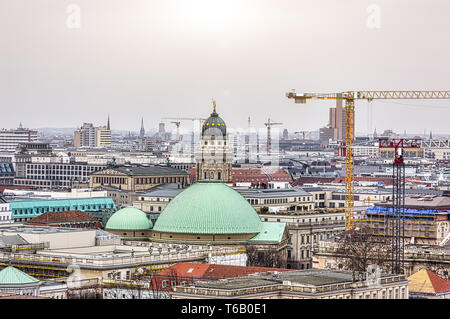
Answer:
[0,266,40,285]
[105,207,153,231]
[202,101,226,137]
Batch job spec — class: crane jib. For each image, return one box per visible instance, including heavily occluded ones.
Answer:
[286,89,450,232]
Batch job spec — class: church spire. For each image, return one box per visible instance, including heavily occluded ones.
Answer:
[140,117,145,138]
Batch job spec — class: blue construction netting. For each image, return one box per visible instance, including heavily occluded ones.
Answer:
[366,206,442,219]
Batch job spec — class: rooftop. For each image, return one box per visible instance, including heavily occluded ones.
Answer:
[141,183,185,198]
[377,195,450,209]
[27,210,98,224]
[0,223,92,235]
[0,235,29,248]
[95,165,190,176]
[248,222,286,243]
[0,265,40,286]
[157,262,293,281]
[408,269,450,295]
[237,188,312,198]
[181,269,405,291]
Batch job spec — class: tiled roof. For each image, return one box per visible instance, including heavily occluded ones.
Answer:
[408,269,450,294]
[27,210,98,224]
[157,262,293,280]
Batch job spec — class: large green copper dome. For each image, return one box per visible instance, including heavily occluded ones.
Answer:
[105,207,153,231]
[153,180,263,235]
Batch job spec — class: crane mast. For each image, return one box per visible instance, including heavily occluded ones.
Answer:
[286,90,450,232]
[264,118,283,155]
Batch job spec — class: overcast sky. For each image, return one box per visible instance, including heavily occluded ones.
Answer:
[1,0,450,135]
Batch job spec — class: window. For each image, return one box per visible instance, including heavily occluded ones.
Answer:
[161,280,168,288]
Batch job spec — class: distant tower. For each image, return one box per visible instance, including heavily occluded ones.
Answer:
[140,118,145,138]
[282,129,289,140]
[196,100,232,183]
[159,122,165,134]
[429,131,433,140]
[248,116,251,128]
[107,114,111,131]
[373,128,378,139]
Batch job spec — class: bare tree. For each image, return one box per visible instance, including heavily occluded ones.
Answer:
[147,271,171,299]
[246,245,286,268]
[336,227,392,273]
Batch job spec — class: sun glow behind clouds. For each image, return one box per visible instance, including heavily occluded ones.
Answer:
[172,0,249,33]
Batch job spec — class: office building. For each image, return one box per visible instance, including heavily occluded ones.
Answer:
[74,121,111,148]
[0,125,38,151]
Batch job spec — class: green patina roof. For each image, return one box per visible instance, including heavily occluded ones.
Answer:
[249,222,286,243]
[10,197,115,210]
[0,266,40,285]
[105,207,153,231]
[202,110,227,137]
[153,180,263,235]
[100,166,190,177]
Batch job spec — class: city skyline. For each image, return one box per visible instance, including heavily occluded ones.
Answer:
[1,1,450,133]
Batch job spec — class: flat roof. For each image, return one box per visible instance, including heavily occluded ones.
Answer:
[190,269,402,290]
[237,188,312,198]
[0,223,91,234]
[95,165,190,176]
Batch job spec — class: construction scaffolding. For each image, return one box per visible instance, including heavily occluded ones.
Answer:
[391,152,405,275]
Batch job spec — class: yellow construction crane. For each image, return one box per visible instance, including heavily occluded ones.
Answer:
[264,118,283,154]
[286,90,450,231]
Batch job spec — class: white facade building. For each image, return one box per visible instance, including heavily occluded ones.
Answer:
[0,199,13,224]
[0,126,38,151]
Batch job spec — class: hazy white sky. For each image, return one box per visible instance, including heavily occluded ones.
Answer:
[1,0,450,135]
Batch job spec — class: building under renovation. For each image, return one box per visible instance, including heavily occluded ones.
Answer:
[358,194,450,246]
